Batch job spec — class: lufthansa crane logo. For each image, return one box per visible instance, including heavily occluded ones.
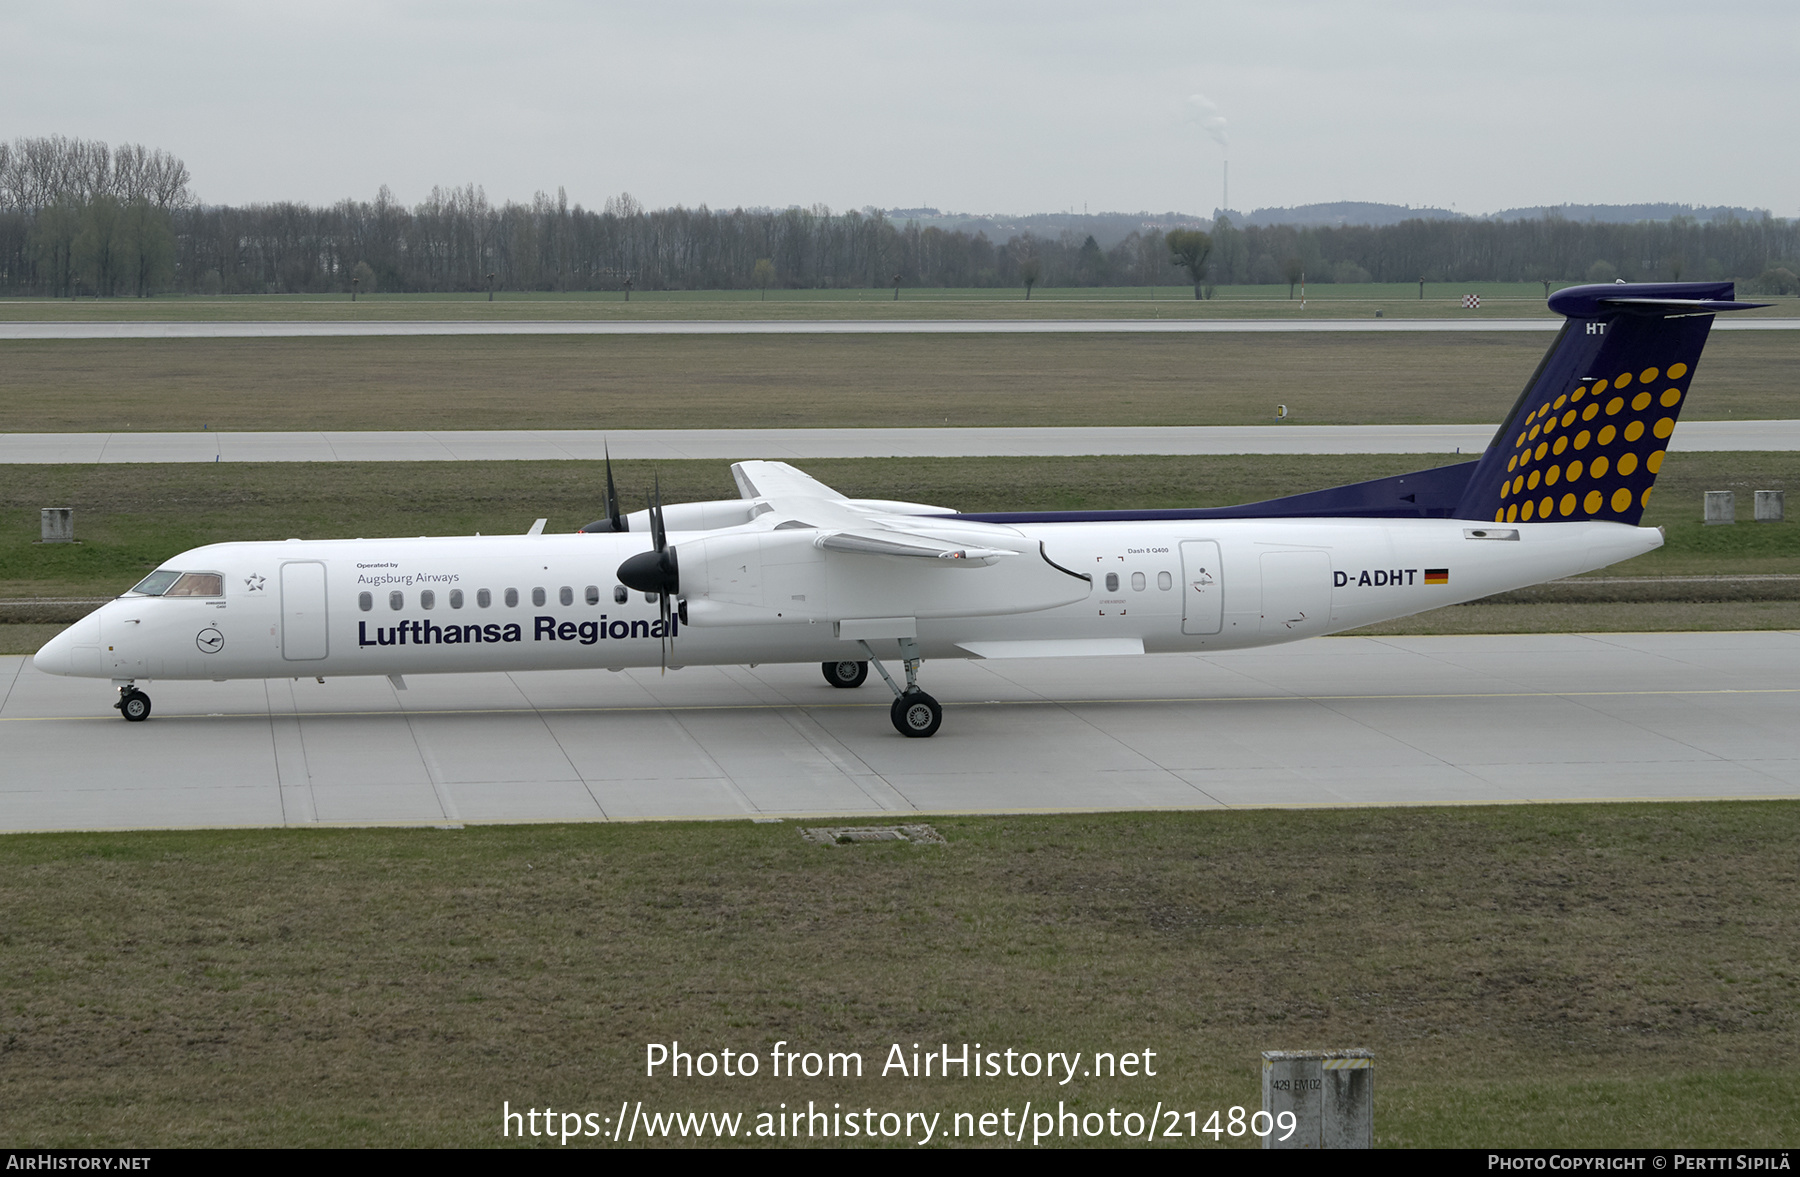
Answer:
[196,628,225,654]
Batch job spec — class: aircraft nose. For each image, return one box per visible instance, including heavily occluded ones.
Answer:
[33,612,101,678]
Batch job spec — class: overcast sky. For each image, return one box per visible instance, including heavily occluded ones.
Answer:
[6,1,1796,217]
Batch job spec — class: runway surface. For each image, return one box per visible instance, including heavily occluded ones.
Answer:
[4,631,1796,833]
[4,420,1794,463]
[3,317,1795,340]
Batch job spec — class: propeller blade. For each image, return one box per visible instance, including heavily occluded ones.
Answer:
[580,441,630,533]
[650,473,667,552]
[605,441,624,532]
[659,590,671,674]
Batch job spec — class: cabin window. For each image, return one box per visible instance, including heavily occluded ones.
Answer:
[559,586,573,606]
[1105,573,1119,592]
[449,589,464,609]
[585,585,600,606]
[420,590,435,610]
[532,587,546,607]
[358,592,372,612]
[1131,572,1146,592]
[613,585,628,604]
[504,588,519,608]
[129,570,182,596]
[1158,571,1172,591]
[389,590,404,610]
[477,589,492,608]
[164,572,224,597]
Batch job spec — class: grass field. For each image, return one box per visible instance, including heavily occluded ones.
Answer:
[3,329,1797,432]
[3,452,1794,600]
[2,804,1795,1147]
[2,285,1796,322]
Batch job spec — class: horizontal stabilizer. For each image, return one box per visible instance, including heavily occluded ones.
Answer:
[1597,297,1768,313]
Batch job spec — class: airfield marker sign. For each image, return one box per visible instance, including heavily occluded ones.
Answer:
[1262,1049,1373,1149]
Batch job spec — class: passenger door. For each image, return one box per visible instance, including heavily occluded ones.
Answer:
[1180,540,1223,635]
[281,562,329,661]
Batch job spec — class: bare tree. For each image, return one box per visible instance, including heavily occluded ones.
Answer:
[1166,229,1212,299]
[1020,257,1040,299]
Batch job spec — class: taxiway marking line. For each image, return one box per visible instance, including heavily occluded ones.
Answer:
[5,685,1796,723]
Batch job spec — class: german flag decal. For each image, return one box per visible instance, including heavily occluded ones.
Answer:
[1425,568,1450,585]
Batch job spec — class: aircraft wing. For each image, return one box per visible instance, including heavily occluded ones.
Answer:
[667,463,1086,625]
[731,460,847,504]
[729,460,994,559]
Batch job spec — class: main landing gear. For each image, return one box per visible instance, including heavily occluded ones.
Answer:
[821,660,869,689]
[114,684,152,722]
[856,640,943,738]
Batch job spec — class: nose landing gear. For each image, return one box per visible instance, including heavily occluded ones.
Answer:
[114,685,152,722]
[856,639,943,738]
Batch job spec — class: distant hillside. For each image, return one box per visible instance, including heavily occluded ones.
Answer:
[1486,203,1771,224]
[1239,201,1461,228]
[883,208,1212,250]
[1227,201,1774,229]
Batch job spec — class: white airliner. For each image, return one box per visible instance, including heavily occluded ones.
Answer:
[33,282,1762,736]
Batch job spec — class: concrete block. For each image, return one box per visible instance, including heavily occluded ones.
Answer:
[1262,1049,1373,1149]
[40,507,73,543]
[1755,490,1784,522]
[1704,491,1735,525]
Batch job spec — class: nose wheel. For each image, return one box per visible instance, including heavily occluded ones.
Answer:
[115,687,152,722]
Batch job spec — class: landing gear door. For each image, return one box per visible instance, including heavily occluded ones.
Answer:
[281,562,328,661]
[1180,540,1223,635]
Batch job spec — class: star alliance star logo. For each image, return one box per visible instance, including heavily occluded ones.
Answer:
[244,573,266,592]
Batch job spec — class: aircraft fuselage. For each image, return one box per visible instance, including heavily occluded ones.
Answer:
[33,517,1660,684]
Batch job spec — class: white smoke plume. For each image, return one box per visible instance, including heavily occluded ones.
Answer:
[1186,93,1229,148]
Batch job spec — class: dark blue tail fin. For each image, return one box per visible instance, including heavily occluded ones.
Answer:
[1452,281,1764,525]
[950,281,1766,530]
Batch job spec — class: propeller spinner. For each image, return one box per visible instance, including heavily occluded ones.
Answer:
[615,475,679,670]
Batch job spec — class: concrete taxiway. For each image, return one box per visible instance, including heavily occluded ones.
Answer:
[5,420,1797,464]
[3,631,1795,833]
[3,318,1796,340]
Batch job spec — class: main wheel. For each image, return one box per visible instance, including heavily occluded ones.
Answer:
[119,691,152,722]
[890,690,942,738]
[822,660,869,689]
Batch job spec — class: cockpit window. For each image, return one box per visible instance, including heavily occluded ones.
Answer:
[164,573,224,597]
[130,570,183,596]
[131,570,222,597]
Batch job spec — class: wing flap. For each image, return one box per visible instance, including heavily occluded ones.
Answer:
[817,530,1018,564]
